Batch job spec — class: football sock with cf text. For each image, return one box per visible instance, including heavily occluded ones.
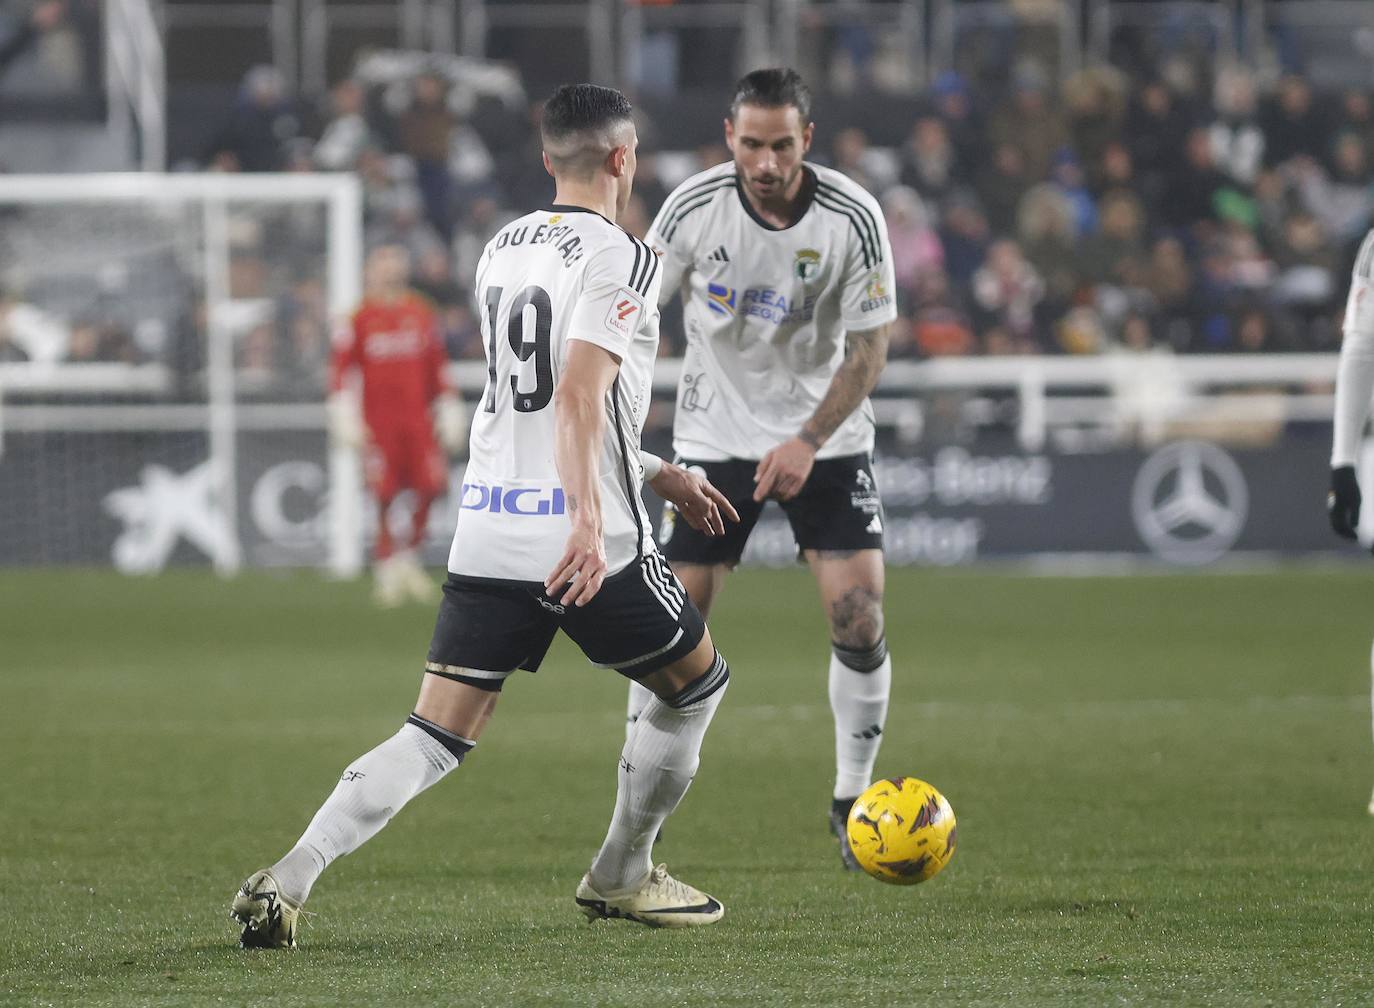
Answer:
[268,716,471,906]
[588,653,730,894]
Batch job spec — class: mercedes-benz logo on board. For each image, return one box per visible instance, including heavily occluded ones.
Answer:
[1131,440,1248,565]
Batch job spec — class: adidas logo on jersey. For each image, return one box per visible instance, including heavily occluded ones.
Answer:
[708,246,730,262]
[865,514,883,534]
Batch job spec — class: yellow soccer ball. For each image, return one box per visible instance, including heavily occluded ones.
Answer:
[846,777,957,885]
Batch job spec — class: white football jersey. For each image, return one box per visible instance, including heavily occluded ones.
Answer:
[647,161,898,461]
[1333,227,1374,466]
[448,205,662,581]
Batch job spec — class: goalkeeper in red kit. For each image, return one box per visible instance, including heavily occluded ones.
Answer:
[329,244,467,606]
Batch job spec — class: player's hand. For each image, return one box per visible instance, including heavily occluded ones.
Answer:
[545,523,608,607]
[753,437,817,502]
[649,460,740,536]
[1329,465,1363,541]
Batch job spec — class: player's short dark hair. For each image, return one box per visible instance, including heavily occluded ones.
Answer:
[729,68,812,122]
[541,84,635,178]
[541,84,633,147]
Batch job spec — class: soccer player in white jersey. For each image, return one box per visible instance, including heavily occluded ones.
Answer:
[1328,226,1374,813]
[229,84,742,945]
[633,68,898,869]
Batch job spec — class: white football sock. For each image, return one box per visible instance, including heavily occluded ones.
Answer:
[270,718,469,905]
[589,654,729,894]
[625,680,655,743]
[829,643,891,801]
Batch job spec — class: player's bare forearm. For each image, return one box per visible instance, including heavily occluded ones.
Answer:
[754,324,890,502]
[547,341,621,604]
[553,388,604,530]
[799,322,890,450]
[549,387,607,604]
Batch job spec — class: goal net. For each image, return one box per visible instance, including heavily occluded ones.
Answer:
[0,174,366,575]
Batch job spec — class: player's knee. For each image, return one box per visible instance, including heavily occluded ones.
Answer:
[832,636,888,673]
[828,586,884,653]
[661,650,730,710]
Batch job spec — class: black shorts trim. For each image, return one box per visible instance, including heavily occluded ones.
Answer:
[589,627,684,671]
[661,453,884,565]
[442,572,539,589]
[423,663,506,691]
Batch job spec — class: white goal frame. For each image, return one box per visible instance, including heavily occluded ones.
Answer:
[0,173,365,575]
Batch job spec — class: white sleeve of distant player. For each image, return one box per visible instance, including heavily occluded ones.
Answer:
[645,207,691,308]
[838,196,899,331]
[1333,241,1374,466]
[567,241,659,360]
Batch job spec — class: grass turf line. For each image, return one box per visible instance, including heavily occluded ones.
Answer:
[1,567,1372,1007]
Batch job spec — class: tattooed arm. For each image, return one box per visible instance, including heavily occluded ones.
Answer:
[753,322,891,502]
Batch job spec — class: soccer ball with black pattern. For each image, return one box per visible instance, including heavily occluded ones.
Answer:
[845,777,956,885]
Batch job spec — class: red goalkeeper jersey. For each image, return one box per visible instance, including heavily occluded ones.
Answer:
[330,291,451,433]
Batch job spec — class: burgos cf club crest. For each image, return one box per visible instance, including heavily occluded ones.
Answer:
[707,282,737,316]
[794,248,821,281]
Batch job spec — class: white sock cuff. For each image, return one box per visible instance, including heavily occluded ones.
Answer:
[404,715,475,763]
[663,651,729,709]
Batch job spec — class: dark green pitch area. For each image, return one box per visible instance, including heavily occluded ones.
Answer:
[3,567,1373,1007]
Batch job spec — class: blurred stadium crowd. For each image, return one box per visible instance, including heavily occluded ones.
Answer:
[204,60,1374,366]
[1,2,1371,389]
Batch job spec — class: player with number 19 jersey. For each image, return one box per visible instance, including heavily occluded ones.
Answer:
[449,206,662,583]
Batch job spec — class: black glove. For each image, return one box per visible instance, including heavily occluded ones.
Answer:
[1329,465,1362,540]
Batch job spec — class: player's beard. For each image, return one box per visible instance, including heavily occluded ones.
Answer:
[744,163,802,206]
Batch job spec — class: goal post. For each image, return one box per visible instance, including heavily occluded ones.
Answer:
[0,172,365,575]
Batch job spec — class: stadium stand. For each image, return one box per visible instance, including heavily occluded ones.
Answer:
[159,2,1374,377]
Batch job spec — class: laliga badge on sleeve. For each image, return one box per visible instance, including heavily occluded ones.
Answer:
[605,288,643,336]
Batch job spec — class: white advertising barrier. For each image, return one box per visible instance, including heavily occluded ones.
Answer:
[0,350,1360,570]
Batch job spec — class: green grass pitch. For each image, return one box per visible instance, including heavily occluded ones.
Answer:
[3,566,1374,1006]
